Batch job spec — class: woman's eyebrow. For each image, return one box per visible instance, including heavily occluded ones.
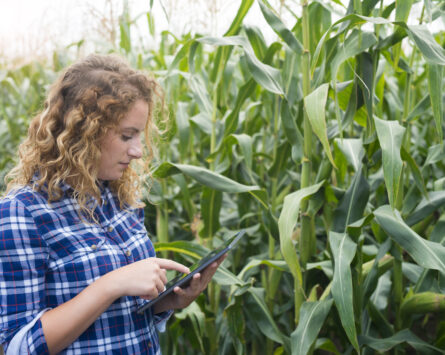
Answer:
[120,127,140,134]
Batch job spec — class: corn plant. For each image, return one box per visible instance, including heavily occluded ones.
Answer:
[142,0,445,353]
[1,0,445,354]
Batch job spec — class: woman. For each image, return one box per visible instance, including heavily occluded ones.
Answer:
[0,54,224,354]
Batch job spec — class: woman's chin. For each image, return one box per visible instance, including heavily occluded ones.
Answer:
[98,172,124,181]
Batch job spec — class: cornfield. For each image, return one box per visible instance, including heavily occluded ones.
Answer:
[1,0,445,354]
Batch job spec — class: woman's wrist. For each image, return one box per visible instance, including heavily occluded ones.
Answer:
[152,294,176,314]
[97,270,124,301]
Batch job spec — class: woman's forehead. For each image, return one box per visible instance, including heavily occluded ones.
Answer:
[118,100,149,130]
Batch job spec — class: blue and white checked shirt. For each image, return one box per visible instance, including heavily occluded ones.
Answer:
[0,181,170,354]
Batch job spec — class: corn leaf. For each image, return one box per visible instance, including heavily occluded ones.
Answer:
[406,25,445,65]
[223,39,281,137]
[425,143,445,166]
[395,0,414,22]
[329,232,359,351]
[313,15,445,75]
[281,98,304,163]
[334,138,364,172]
[238,259,290,280]
[209,0,254,81]
[393,0,414,66]
[168,40,192,73]
[278,182,324,282]
[362,0,380,15]
[406,191,445,226]
[153,162,259,193]
[346,214,374,239]
[224,79,256,136]
[428,64,443,141]
[332,168,370,234]
[171,175,195,222]
[291,299,334,355]
[198,36,284,95]
[359,52,376,141]
[359,329,444,354]
[313,15,385,74]
[244,25,267,59]
[189,75,212,115]
[374,205,445,274]
[119,10,131,53]
[304,83,335,167]
[374,116,405,208]
[363,238,393,303]
[189,112,212,134]
[175,301,206,352]
[246,287,290,351]
[366,300,394,337]
[200,187,222,238]
[223,0,254,36]
[406,94,431,122]
[257,0,303,55]
[330,30,378,82]
[226,133,253,173]
[400,146,428,198]
[314,338,341,355]
[223,301,245,354]
[175,102,190,157]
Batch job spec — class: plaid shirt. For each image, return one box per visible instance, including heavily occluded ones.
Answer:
[0,182,170,354]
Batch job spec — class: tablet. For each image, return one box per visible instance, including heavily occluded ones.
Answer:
[137,230,246,314]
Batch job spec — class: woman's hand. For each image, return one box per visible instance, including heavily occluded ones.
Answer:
[153,254,227,314]
[103,257,190,300]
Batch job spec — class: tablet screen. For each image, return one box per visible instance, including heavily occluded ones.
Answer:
[137,230,245,313]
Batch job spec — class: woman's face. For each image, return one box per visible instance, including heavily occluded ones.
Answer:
[98,99,149,181]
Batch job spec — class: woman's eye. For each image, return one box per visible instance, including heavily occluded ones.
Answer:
[121,135,132,142]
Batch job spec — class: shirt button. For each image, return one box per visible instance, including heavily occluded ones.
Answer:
[148,342,152,348]
[125,250,132,257]
[90,244,97,250]
[107,226,114,233]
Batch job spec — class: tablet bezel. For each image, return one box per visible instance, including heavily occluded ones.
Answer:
[137,230,246,314]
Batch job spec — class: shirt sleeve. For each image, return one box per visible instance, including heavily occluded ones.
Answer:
[5,308,50,355]
[153,310,173,332]
[0,197,50,354]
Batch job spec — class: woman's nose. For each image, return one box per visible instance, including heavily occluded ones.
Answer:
[128,140,142,159]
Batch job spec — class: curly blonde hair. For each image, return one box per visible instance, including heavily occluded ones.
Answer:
[6,53,163,220]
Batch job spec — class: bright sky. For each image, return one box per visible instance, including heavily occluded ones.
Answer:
[0,1,158,61]
[0,0,442,65]
[0,0,278,63]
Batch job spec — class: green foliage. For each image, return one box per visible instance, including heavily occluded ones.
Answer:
[2,0,445,354]
[0,62,55,188]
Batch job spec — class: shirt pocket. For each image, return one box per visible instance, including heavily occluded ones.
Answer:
[47,229,107,270]
[126,228,155,261]
[46,230,109,298]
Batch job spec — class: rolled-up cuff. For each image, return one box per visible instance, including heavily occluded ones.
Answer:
[153,310,173,332]
[6,308,51,355]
